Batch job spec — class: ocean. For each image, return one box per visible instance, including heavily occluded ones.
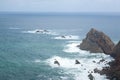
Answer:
[0,13,120,80]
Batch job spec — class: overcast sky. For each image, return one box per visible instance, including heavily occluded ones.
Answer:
[0,0,120,13]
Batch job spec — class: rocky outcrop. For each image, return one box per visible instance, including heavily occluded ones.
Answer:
[79,28,115,54]
[112,41,120,58]
[101,41,120,79]
[79,28,120,79]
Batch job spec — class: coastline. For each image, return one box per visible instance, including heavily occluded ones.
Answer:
[79,28,120,80]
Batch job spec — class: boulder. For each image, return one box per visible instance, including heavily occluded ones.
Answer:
[79,28,115,54]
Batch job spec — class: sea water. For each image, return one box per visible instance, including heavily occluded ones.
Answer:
[0,13,120,80]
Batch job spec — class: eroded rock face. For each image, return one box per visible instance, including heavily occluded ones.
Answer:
[79,28,115,54]
[101,41,120,79]
[112,41,120,58]
[79,28,120,79]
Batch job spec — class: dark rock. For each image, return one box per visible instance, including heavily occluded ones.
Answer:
[54,59,60,66]
[92,60,96,63]
[94,68,101,73]
[75,60,80,64]
[36,30,40,32]
[88,73,95,80]
[61,36,66,38]
[44,30,49,32]
[111,41,120,58]
[79,28,115,54]
[99,59,105,63]
[100,41,120,79]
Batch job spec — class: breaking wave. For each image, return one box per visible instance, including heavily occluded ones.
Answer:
[22,29,58,35]
[54,35,79,40]
[63,41,81,53]
[45,55,112,80]
[61,40,114,80]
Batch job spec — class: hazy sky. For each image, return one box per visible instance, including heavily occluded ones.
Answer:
[0,0,120,13]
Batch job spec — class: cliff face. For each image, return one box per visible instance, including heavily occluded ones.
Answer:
[79,28,115,54]
[101,41,120,79]
[79,28,120,79]
[112,41,120,58]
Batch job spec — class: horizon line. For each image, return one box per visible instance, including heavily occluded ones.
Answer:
[0,11,120,16]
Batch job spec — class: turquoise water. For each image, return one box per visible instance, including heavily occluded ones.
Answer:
[0,13,120,80]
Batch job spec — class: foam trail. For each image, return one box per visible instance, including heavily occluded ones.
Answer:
[22,29,58,35]
[54,35,79,40]
[22,29,48,34]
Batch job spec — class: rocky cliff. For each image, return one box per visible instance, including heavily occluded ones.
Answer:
[112,41,120,58]
[101,41,120,79]
[79,28,115,54]
[79,28,120,79]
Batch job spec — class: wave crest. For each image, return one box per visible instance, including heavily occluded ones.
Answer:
[22,29,58,35]
[54,35,79,40]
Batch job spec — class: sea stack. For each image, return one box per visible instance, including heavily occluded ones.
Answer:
[79,28,115,54]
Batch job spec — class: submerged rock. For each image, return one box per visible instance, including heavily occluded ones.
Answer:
[79,28,115,54]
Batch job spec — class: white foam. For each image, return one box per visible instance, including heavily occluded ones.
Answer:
[44,39,114,80]
[65,68,109,80]
[54,35,79,40]
[63,41,81,53]
[31,34,114,80]
[46,55,113,70]
[22,29,58,35]
[46,56,79,68]
[22,29,47,34]
[76,74,108,80]
[45,55,112,80]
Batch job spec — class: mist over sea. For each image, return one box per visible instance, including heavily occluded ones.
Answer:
[0,13,120,80]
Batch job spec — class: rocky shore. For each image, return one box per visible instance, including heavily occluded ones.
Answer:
[101,41,120,80]
[79,28,120,80]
